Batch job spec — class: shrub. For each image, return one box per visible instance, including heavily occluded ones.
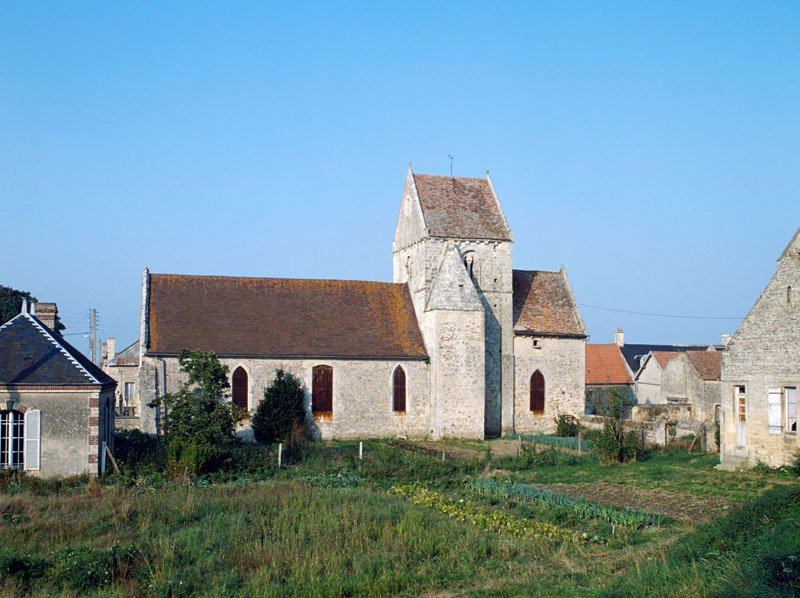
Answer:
[251,369,307,444]
[791,448,800,477]
[554,414,580,437]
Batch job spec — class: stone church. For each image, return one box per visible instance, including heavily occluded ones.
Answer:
[136,166,587,439]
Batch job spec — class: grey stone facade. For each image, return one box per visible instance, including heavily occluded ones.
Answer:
[720,228,800,468]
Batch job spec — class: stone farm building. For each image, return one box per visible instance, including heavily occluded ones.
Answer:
[719,227,800,468]
[136,167,588,439]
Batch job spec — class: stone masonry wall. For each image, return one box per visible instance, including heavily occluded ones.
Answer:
[428,309,486,439]
[721,237,800,467]
[1,390,96,477]
[394,238,512,438]
[139,355,431,440]
[514,335,585,434]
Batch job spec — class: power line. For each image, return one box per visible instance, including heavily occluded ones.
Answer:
[578,303,742,320]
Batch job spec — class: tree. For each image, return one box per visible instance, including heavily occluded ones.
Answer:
[586,386,639,465]
[0,285,65,332]
[154,349,240,473]
[251,369,307,444]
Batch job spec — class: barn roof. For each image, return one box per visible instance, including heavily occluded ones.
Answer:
[145,273,428,359]
[685,350,721,381]
[585,344,632,385]
[0,313,115,387]
[512,269,587,336]
[413,173,511,241]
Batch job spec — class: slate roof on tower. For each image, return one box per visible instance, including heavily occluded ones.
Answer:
[413,174,512,241]
[512,269,587,336]
[0,313,115,387]
[145,273,428,359]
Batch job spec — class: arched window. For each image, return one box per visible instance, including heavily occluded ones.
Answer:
[1,410,24,469]
[393,366,406,413]
[530,371,545,414]
[232,366,248,411]
[312,365,333,415]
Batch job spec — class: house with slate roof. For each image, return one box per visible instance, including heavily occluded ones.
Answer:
[719,227,800,468]
[136,166,587,439]
[0,301,116,477]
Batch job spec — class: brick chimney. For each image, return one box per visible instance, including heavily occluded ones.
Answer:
[33,303,58,331]
[106,338,116,363]
[614,327,624,347]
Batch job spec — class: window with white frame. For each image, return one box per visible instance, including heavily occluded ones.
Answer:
[768,387,782,435]
[0,410,24,469]
[786,387,797,434]
[124,382,135,403]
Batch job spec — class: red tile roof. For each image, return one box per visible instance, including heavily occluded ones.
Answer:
[685,351,721,381]
[147,274,428,359]
[586,344,632,385]
[413,174,511,241]
[512,270,586,336]
[650,351,684,369]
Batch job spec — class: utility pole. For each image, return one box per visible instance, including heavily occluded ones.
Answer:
[91,308,97,365]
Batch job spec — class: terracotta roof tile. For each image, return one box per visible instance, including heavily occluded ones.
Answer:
[414,174,511,240]
[512,270,586,336]
[650,351,684,369]
[685,351,721,381]
[586,344,632,385]
[147,274,428,359]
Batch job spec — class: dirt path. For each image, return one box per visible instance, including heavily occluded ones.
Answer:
[538,481,735,523]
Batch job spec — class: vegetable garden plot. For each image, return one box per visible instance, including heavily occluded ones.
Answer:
[466,479,666,529]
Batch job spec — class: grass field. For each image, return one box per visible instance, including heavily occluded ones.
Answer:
[0,438,797,597]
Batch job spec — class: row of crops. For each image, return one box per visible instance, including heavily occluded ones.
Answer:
[513,433,592,451]
[465,478,666,529]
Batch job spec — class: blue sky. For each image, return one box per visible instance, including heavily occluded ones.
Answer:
[2,2,799,352]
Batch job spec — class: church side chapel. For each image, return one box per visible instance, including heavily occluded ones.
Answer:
[137,165,587,439]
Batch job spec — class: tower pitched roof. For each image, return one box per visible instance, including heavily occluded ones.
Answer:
[412,173,512,241]
[145,273,428,359]
[0,313,115,386]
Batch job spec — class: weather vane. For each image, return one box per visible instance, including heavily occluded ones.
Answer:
[448,154,454,177]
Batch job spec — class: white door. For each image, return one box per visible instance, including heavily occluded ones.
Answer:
[735,386,746,449]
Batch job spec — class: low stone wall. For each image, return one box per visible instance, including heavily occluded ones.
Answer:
[579,415,718,451]
[631,404,693,422]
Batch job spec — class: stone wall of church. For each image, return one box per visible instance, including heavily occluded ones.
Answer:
[720,240,800,467]
[394,237,513,437]
[139,355,431,440]
[513,335,585,434]
[426,309,486,439]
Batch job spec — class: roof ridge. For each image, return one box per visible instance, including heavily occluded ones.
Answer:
[25,313,100,384]
[150,273,406,286]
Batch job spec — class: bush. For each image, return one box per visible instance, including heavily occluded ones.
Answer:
[791,448,800,477]
[114,429,160,473]
[554,414,579,437]
[252,369,307,444]
[592,426,639,465]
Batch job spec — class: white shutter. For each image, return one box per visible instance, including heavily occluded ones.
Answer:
[787,388,797,433]
[768,388,782,434]
[24,410,41,471]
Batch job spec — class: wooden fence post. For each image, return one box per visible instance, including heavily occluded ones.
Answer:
[359,441,363,461]
[441,437,445,462]
[578,431,582,455]
[278,443,282,469]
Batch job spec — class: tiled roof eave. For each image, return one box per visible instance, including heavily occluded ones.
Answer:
[145,351,429,361]
[514,330,588,339]
[0,382,116,392]
[428,233,511,242]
